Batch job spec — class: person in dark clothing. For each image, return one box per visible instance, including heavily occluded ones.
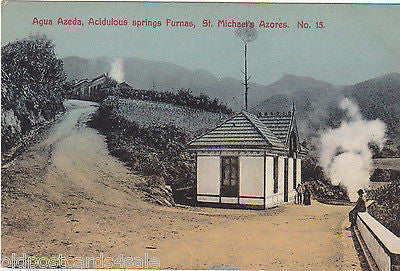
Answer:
[303,186,311,205]
[296,184,303,204]
[349,189,367,227]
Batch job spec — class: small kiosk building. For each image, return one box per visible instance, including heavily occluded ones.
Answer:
[189,109,304,208]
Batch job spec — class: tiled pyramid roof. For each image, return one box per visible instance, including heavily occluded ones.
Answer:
[258,113,292,143]
[189,111,287,149]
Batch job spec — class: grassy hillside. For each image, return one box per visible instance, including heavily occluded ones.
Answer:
[113,98,229,136]
[88,96,229,205]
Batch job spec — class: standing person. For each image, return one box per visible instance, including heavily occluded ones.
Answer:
[349,189,366,227]
[304,185,311,206]
[296,184,303,204]
[301,183,306,204]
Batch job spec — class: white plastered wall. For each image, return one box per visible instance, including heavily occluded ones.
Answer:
[278,157,285,202]
[239,156,264,197]
[265,156,275,207]
[296,159,302,185]
[197,156,220,202]
[239,156,264,205]
[288,158,295,201]
[265,156,285,207]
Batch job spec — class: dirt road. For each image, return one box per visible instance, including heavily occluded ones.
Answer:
[2,100,361,270]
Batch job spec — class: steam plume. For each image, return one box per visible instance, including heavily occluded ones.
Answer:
[110,58,124,83]
[319,98,386,201]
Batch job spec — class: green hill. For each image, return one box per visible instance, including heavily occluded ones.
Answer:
[88,96,229,205]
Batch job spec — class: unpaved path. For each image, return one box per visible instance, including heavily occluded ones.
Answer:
[2,100,361,270]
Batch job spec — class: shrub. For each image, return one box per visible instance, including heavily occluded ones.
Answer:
[301,158,349,200]
[367,179,400,237]
[116,87,233,114]
[1,35,67,152]
[370,168,400,183]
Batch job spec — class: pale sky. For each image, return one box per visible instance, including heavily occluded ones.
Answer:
[2,2,399,86]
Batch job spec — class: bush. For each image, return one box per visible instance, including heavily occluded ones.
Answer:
[1,35,67,152]
[117,87,233,114]
[301,158,349,200]
[370,168,400,182]
[367,179,400,237]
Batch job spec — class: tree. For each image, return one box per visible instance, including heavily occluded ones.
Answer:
[2,35,67,102]
[1,35,67,151]
[235,27,258,111]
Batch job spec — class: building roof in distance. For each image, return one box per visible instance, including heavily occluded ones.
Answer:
[118,82,133,89]
[90,73,108,83]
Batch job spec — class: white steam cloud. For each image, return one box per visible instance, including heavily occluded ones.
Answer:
[319,98,386,201]
[110,58,124,83]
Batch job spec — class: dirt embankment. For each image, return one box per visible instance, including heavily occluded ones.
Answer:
[2,100,361,270]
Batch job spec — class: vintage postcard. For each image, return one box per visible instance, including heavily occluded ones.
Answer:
[1,1,399,270]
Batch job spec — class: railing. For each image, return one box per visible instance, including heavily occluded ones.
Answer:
[356,212,400,271]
